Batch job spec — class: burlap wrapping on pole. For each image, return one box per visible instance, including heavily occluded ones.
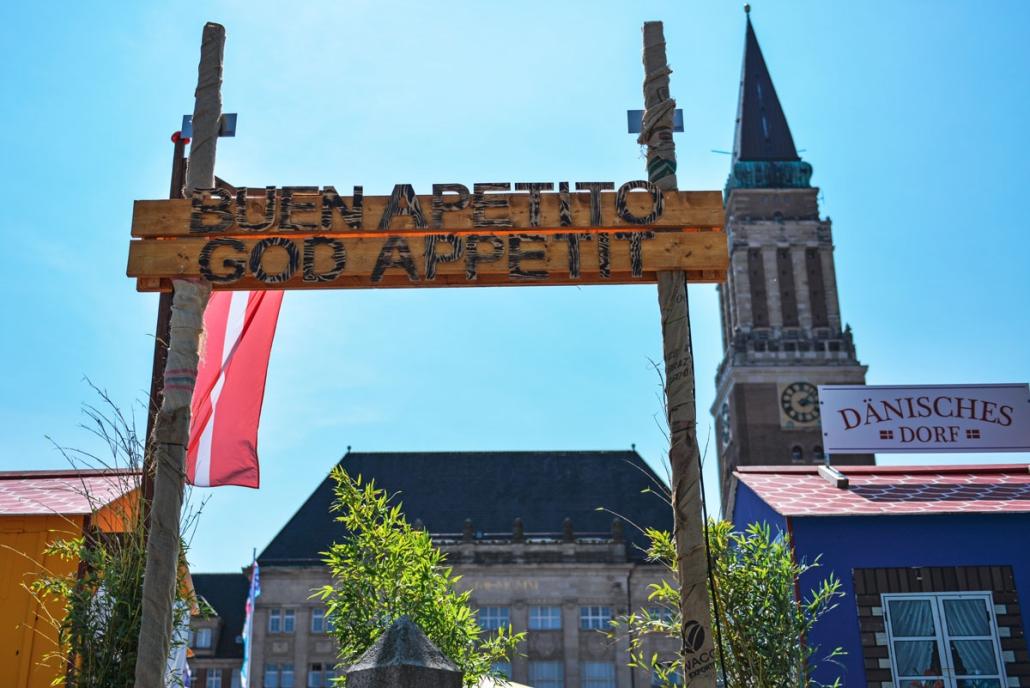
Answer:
[641,21,718,687]
[134,22,223,688]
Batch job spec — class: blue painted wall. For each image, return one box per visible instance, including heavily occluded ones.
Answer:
[732,484,1030,687]
[731,482,786,533]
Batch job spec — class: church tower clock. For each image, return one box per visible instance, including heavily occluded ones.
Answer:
[713,10,874,509]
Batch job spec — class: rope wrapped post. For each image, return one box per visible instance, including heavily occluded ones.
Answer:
[134,21,223,687]
[641,21,718,687]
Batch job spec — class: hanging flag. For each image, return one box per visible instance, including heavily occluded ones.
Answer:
[240,560,261,688]
[186,290,284,488]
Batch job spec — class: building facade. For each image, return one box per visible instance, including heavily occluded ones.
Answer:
[712,12,874,509]
[189,573,249,687]
[731,463,1030,687]
[189,451,678,688]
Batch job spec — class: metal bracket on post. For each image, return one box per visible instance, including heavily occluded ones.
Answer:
[181,112,237,138]
[627,108,683,134]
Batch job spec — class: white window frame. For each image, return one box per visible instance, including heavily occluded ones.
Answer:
[529,605,562,630]
[581,661,616,688]
[206,669,222,688]
[280,663,295,688]
[268,608,282,634]
[311,607,326,634]
[528,660,564,688]
[193,626,213,648]
[579,606,612,630]
[283,608,296,634]
[308,663,332,688]
[882,591,1008,687]
[646,606,673,624]
[650,665,683,687]
[491,661,513,679]
[263,664,280,688]
[477,606,510,631]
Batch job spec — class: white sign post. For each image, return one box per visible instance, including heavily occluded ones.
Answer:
[818,384,1030,453]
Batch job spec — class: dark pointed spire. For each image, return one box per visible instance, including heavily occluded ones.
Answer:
[733,11,800,163]
[727,8,812,192]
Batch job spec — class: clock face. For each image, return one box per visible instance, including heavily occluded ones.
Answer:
[780,382,820,424]
[718,402,731,448]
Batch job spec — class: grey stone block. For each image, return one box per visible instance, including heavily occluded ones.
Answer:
[344,616,463,688]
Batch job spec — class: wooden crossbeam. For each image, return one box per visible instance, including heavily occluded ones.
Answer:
[127,185,727,291]
[130,187,725,237]
[127,231,727,291]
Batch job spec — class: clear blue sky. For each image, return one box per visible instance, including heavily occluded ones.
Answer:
[1,1,1027,572]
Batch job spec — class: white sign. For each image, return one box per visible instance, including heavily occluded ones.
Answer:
[818,384,1030,453]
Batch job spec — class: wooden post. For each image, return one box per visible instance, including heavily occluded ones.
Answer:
[134,22,223,687]
[641,21,718,686]
[141,134,188,525]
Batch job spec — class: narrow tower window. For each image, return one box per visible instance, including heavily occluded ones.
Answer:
[748,248,770,328]
[777,248,799,327]
[805,248,829,328]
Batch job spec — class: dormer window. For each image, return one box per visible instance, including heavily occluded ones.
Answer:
[190,626,212,649]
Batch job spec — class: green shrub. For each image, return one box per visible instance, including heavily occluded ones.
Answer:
[315,468,524,686]
[610,521,845,688]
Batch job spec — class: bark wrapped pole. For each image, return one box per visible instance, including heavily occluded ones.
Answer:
[642,20,718,687]
[134,21,223,688]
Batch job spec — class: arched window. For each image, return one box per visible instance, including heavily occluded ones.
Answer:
[791,445,803,462]
[813,445,825,461]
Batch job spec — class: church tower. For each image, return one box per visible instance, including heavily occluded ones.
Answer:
[713,10,874,509]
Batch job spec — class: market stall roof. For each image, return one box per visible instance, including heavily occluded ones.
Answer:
[734,464,1030,517]
[0,468,137,516]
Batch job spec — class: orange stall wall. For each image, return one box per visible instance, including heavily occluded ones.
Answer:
[0,514,85,688]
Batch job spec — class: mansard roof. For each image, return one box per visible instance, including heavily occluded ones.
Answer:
[733,13,801,163]
[192,572,249,658]
[258,450,673,565]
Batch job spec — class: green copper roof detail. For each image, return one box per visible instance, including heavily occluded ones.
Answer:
[726,159,813,195]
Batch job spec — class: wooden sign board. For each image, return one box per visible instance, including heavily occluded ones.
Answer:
[127,181,727,291]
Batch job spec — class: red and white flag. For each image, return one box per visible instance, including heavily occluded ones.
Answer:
[185,290,283,488]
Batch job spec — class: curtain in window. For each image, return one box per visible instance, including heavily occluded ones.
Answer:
[943,599,990,637]
[893,640,941,677]
[950,640,997,676]
[943,599,998,678]
[889,599,935,637]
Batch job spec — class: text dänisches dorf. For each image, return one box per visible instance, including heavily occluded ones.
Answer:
[838,395,1015,430]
